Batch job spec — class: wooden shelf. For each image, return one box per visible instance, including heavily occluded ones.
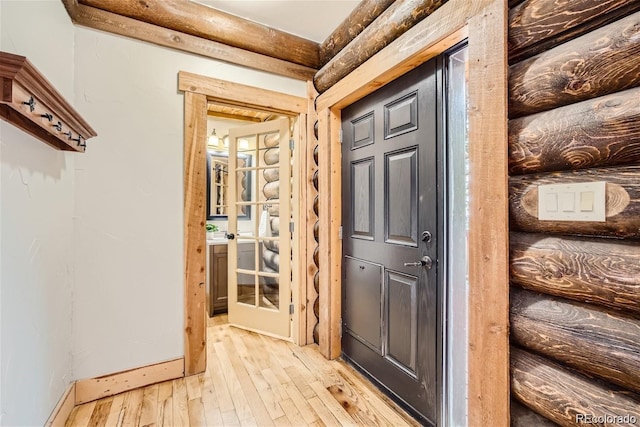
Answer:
[0,51,96,152]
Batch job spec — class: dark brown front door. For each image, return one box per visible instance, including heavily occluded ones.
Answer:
[341,58,440,425]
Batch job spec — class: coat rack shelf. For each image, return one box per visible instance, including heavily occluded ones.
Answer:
[0,51,97,152]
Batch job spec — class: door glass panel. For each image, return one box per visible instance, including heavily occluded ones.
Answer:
[259,274,280,310]
[237,240,256,271]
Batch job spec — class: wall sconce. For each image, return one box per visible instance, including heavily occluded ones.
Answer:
[208,129,220,147]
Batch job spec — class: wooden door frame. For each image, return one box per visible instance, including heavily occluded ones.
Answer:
[315,0,509,424]
[178,71,309,375]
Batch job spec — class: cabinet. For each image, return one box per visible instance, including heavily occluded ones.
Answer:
[209,244,228,316]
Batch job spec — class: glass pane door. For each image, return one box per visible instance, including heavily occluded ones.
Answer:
[227,118,291,339]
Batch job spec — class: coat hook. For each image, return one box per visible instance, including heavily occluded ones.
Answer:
[53,121,62,131]
[23,96,36,112]
[41,113,53,122]
[64,131,73,139]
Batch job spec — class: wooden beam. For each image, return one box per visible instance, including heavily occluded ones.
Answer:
[77,0,320,68]
[317,107,331,358]
[179,71,307,115]
[184,91,207,376]
[61,0,316,81]
[511,347,640,427]
[509,166,640,239]
[467,1,510,425]
[509,87,640,175]
[509,11,640,118]
[316,0,489,111]
[75,358,184,404]
[510,232,640,315]
[313,0,446,93]
[509,0,640,63]
[319,0,396,66]
[511,287,640,394]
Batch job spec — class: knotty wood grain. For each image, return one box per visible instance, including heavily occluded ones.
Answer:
[511,287,640,393]
[313,0,446,93]
[511,347,640,427]
[509,11,640,118]
[509,87,640,175]
[510,232,640,315]
[78,0,320,68]
[319,0,396,66]
[509,166,640,239]
[509,0,640,63]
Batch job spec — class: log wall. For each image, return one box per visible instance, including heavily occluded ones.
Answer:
[508,1,640,425]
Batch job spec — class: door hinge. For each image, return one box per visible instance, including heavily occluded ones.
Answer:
[289,139,295,150]
[339,321,343,338]
[289,303,294,315]
[338,226,343,240]
[339,129,343,144]
[290,222,294,233]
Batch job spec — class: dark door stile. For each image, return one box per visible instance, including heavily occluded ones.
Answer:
[340,58,444,426]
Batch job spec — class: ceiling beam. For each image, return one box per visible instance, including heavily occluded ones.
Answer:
[77,0,320,69]
[61,0,316,81]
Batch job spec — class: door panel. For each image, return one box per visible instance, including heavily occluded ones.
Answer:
[228,118,291,339]
[342,58,440,425]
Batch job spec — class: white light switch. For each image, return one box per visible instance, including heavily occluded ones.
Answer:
[538,182,606,222]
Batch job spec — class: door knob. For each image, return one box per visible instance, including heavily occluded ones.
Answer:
[403,256,433,269]
[225,232,235,240]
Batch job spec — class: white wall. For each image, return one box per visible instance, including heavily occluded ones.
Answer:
[72,26,306,378]
[0,1,75,425]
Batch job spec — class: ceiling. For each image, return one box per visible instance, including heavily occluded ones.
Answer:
[194,0,360,43]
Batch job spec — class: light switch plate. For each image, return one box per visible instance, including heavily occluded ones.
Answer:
[538,181,606,222]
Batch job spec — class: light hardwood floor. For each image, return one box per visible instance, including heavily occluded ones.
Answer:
[65,315,420,426]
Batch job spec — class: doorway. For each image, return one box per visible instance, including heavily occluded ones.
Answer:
[340,45,469,425]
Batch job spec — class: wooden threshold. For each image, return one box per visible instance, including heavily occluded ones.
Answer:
[75,358,184,405]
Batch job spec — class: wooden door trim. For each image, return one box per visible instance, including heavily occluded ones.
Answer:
[180,73,310,376]
[315,0,509,424]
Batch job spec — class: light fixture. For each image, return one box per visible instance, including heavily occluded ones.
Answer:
[207,129,219,147]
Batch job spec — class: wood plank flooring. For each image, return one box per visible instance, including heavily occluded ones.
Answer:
[65,315,419,426]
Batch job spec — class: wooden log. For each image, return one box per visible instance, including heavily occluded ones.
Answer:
[77,0,320,68]
[509,166,640,239]
[314,271,320,293]
[509,11,640,118]
[511,287,640,393]
[319,0,396,65]
[313,297,320,318]
[263,239,279,254]
[262,247,280,271]
[271,217,280,235]
[510,398,558,427]
[63,1,316,81]
[312,170,319,191]
[263,148,279,166]
[267,203,279,217]
[313,221,319,243]
[510,232,640,314]
[511,347,640,427]
[509,0,640,63]
[313,121,319,141]
[263,167,279,183]
[313,195,319,216]
[313,246,319,268]
[263,181,280,200]
[313,0,446,93]
[313,323,319,344]
[264,133,280,148]
[509,87,640,175]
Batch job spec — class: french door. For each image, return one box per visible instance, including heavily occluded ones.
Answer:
[227,118,292,339]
